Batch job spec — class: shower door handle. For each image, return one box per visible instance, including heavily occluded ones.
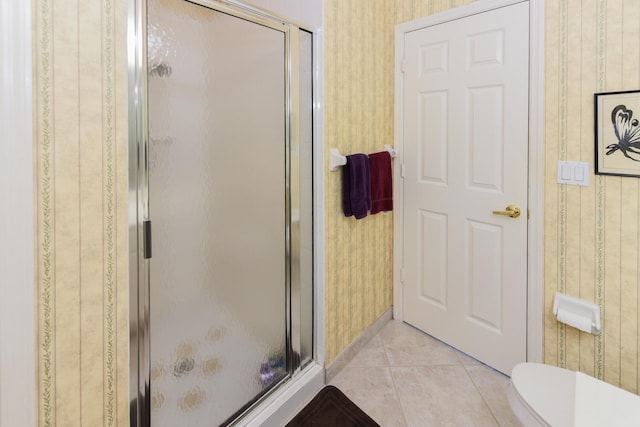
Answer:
[144,219,152,259]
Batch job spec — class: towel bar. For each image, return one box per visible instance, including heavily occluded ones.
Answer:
[329,144,396,172]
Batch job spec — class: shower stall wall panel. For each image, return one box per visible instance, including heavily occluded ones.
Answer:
[297,29,314,366]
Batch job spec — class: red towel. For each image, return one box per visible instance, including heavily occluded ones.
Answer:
[369,151,393,214]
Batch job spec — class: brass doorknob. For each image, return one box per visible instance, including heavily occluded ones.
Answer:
[492,205,521,218]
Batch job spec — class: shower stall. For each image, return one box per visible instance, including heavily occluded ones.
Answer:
[128,0,315,425]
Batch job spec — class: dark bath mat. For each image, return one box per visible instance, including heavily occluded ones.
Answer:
[286,385,380,427]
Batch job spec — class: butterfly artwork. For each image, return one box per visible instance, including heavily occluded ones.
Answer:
[605,104,640,161]
[595,90,640,177]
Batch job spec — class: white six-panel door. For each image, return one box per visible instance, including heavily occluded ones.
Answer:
[400,2,529,375]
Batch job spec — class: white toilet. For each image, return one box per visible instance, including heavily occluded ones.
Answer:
[507,363,640,426]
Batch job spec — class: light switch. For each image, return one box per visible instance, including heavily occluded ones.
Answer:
[557,161,590,186]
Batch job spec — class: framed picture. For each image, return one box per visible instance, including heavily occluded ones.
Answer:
[595,90,640,177]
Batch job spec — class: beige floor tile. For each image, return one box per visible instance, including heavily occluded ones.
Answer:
[379,320,435,346]
[324,321,521,427]
[381,325,461,367]
[391,365,499,427]
[465,365,522,427]
[384,340,461,366]
[455,349,483,366]
[330,366,407,427]
[347,335,389,368]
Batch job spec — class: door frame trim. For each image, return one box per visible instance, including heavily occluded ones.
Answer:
[392,0,544,364]
[0,1,36,425]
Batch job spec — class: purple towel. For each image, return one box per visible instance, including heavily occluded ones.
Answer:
[342,154,371,219]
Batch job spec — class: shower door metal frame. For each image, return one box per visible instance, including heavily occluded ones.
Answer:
[127,1,314,425]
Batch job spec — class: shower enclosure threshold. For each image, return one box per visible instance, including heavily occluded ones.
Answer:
[238,362,324,426]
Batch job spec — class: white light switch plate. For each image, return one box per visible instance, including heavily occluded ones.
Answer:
[557,161,589,186]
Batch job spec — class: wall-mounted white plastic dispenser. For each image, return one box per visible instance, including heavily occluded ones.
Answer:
[552,292,601,335]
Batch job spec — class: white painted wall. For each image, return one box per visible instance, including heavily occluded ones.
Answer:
[246,0,323,30]
[0,1,35,426]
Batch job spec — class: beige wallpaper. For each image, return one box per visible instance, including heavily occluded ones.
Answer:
[326,0,640,394]
[323,0,476,364]
[32,0,640,423]
[393,0,475,22]
[544,0,640,393]
[324,0,395,364]
[34,0,129,425]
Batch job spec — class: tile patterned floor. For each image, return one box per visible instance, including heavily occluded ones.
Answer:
[329,320,522,427]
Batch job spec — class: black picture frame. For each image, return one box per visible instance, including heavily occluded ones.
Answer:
[594,89,640,177]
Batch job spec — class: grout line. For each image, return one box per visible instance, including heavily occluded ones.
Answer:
[338,320,513,426]
[381,328,410,427]
[462,365,502,427]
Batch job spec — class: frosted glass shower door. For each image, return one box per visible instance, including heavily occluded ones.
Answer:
[147,0,287,425]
